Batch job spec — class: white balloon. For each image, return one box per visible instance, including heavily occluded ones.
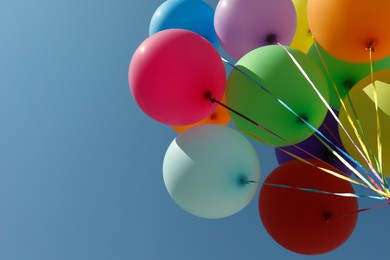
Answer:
[163,124,261,218]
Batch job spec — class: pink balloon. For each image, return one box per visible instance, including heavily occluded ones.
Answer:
[214,0,297,59]
[129,29,226,125]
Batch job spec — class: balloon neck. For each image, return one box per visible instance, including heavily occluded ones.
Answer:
[265,33,277,45]
[343,79,355,90]
[203,90,213,102]
[297,114,309,125]
[365,41,376,53]
[209,112,218,121]
[323,211,333,223]
[237,174,257,186]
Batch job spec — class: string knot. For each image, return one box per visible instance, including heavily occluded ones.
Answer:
[323,211,333,223]
[203,90,215,104]
[297,114,309,124]
[365,41,376,52]
[266,33,277,44]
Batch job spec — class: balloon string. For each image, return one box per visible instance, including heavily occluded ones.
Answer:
[277,149,367,188]
[221,51,390,195]
[333,200,390,221]
[243,126,390,195]
[321,121,343,147]
[279,42,379,175]
[220,56,382,194]
[310,131,385,193]
[207,95,257,126]
[208,94,375,191]
[264,183,390,221]
[277,43,385,191]
[241,129,366,187]
[207,95,289,147]
[209,93,345,177]
[245,180,258,184]
[211,87,388,196]
[208,95,345,181]
[264,183,387,200]
[345,91,382,178]
[207,95,285,140]
[368,47,385,185]
[344,90,387,192]
[245,128,390,197]
[313,42,380,180]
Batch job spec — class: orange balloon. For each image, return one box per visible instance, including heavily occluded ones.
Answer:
[171,95,230,133]
[307,0,390,63]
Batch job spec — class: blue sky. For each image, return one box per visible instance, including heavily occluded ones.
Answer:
[1,0,389,259]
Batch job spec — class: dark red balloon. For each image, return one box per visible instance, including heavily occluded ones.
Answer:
[259,159,358,255]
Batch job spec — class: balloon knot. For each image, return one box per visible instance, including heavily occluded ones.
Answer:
[365,41,376,52]
[323,211,333,223]
[238,175,258,186]
[297,114,308,124]
[210,112,218,121]
[203,90,215,104]
[266,33,277,45]
[343,78,355,89]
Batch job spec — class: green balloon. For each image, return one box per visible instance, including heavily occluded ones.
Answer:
[308,44,390,110]
[226,45,329,147]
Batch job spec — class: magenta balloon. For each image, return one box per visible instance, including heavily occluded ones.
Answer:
[129,29,226,125]
[214,0,297,59]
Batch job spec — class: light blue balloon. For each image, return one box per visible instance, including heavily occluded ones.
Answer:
[149,0,220,48]
[163,124,261,219]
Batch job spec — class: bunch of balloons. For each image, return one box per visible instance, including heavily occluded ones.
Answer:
[128,0,390,255]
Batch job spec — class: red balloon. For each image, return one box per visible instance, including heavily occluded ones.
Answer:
[259,159,358,255]
[129,29,226,125]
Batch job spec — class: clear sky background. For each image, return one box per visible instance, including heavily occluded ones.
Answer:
[1,0,389,259]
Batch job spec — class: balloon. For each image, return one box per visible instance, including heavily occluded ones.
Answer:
[338,69,390,177]
[307,0,390,63]
[226,45,329,147]
[259,159,358,255]
[163,124,261,218]
[149,0,219,48]
[129,29,226,125]
[171,95,230,133]
[214,0,296,59]
[308,44,390,110]
[275,111,353,175]
[289,0,313,53]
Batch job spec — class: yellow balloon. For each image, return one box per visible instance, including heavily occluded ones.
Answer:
[290,0,313,53]
[339,69,390,177]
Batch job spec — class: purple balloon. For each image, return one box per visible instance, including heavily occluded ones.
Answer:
[275,111,354,175]
[214,0,297,59]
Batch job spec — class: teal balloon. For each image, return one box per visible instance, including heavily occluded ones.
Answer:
[163,124,261,219]
[226,45,329,147]
[149,0,219,48]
